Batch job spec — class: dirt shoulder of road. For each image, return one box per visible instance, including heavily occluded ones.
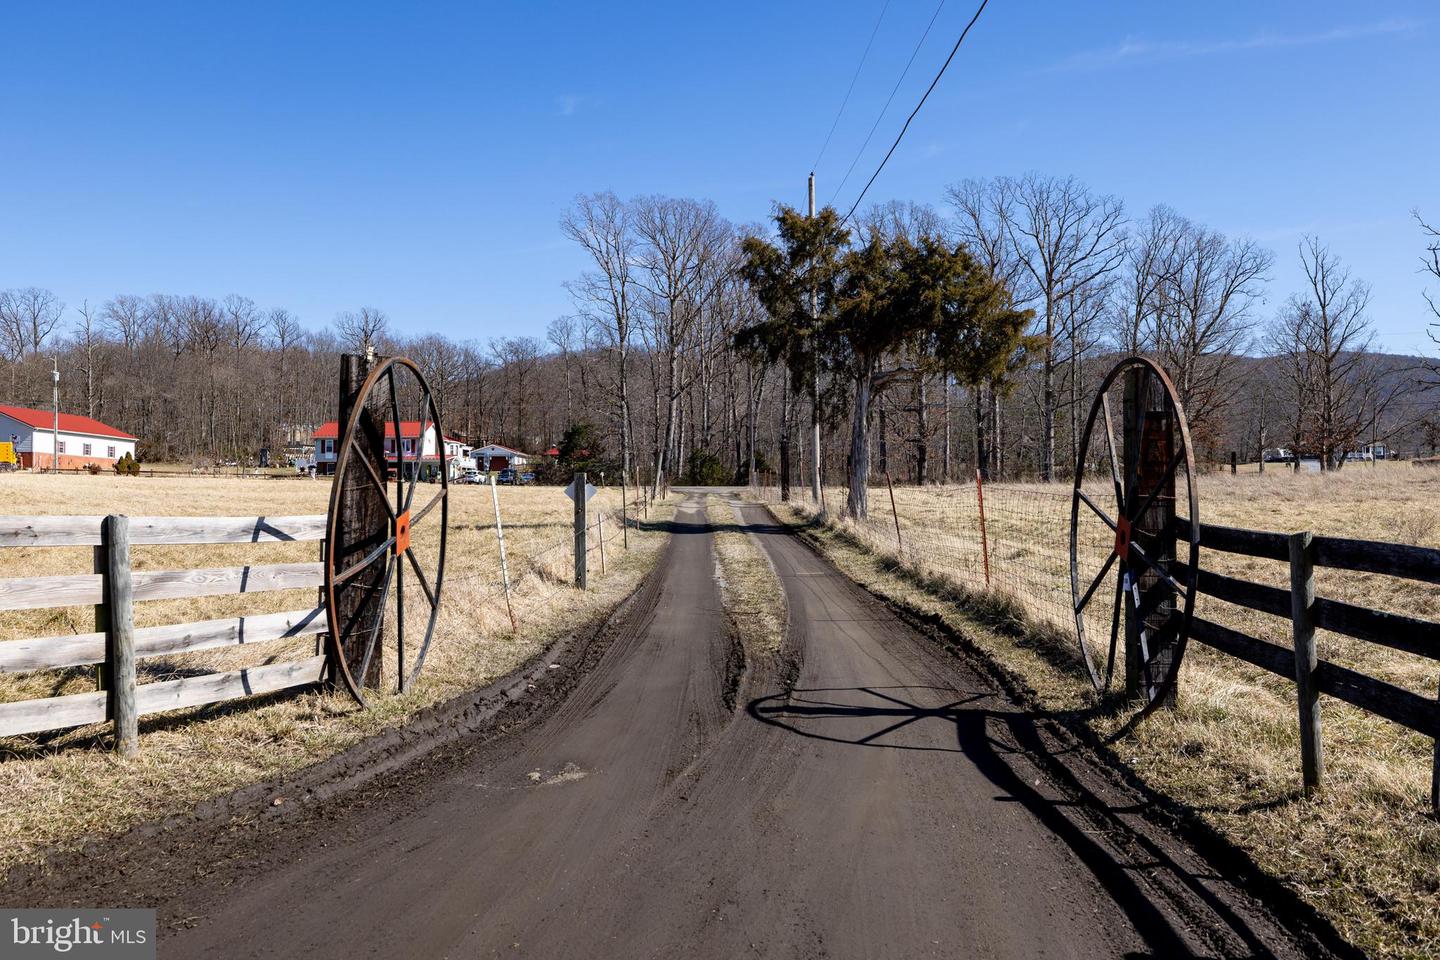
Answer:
[0,497,676,884]
[763,500,1437,960]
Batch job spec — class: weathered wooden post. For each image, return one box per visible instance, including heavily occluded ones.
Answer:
[102,514,137,756]
[1230,451,1237,474]
[573,471,588,589]
[620,470,630,549]
[335,352,390,689]
[93,536,109,692]
[1288,530,1324,794]
[1123,367,1179,705]
[975,468,991,589]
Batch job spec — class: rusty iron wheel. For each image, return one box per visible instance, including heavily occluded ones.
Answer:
[324,356,449,706]
[1069,355,1200,707]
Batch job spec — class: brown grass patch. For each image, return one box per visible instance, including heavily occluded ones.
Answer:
[706,494,784,659]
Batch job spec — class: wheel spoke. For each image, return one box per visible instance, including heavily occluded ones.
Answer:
[404,547,437,608]
[387,366,404,516]
[1100,393,1124,507]
[1077,489,1119,533]
[410,486,446,526]
[1104,569,1122,687]
[334,535,396,584]
[395,552,405,693]
[350,436,398,522]
[1075,550,1118,615]
[355,555,396,690]
[1127,541,1187,596]
[406,389,433,514]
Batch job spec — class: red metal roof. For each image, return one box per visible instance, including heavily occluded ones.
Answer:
[313,421,464,445]
[0,405,137,441]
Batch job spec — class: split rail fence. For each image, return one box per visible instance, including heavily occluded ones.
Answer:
[0,514,330,752]
[756,479,1440,812]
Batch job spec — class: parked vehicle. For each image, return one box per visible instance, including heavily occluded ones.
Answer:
[519,471,536,484]
[0,442,16,472]
[1262,448,1295,463]
[497,468,517,485]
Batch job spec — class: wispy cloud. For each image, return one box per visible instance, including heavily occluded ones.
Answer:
[1048,18,1420,73]
[556,94,583,117]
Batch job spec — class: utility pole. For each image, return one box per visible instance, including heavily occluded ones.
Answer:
[808,172,822,507]
[51,358,60,474]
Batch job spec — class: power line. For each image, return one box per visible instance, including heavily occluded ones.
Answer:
[840,0,991,226]
[828,0,949,208]
[811,0,892,176]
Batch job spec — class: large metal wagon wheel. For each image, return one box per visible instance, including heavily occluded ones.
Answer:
[1069,356,1199,707]
[324,356,448,706]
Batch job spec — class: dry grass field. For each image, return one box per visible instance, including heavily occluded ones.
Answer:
[0,472,671,873]
[707,494,785,660]
[762,464,1440,960]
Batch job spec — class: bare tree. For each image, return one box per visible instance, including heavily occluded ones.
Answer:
[72,300,108,417]
[1146,222,1272,448]
[1270,238,1377,470]
[563,192,638,483]
[1419,212,1440,377]
[1,287,65,357]
[1006,175,1126,480]
[334,307,390,351]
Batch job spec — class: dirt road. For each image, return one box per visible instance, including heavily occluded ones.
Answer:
[15,492,1347,958]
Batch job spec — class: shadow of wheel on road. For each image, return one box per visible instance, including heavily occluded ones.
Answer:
[747,685,1306,960]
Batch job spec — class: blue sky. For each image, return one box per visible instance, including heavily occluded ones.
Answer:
[1,2,1435,353]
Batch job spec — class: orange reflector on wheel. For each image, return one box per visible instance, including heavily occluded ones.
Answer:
[394,510,411,555]
[1114,515,1131,561]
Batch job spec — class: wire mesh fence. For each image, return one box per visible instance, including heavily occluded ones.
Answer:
[753,475,1115,636]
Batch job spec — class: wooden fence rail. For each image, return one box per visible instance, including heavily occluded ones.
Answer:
[1174,515,1440,810]
[0,514,330,747]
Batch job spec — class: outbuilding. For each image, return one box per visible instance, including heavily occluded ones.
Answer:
[0,405,137,471]
[471,443,535,473]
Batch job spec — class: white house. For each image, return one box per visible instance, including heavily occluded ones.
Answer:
[312,421,465,480]
[471,443,534,472]
[0,405,137,471]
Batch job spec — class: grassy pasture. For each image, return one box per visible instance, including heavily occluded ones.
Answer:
[767,464,1440,960]
[0,472,668,873]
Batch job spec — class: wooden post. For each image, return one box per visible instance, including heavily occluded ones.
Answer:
[884,470,903,556]
[93,541,109,692]
[1231,451,1238,474]
[620,470,630,549]
[491,477,517,632]
[1124,367,1179,706]
[573,472,588,590]
[1288,530,1324,794]
[975,468,991,588]
[102,515,137,756]
[335,353,389,689]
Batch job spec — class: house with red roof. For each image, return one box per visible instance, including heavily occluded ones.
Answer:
[311,420,468,479]
[0,405,138,471]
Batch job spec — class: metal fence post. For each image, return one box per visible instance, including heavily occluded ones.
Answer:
[573,472,588,590]
[491,477,517,632]
[102,514,138,756]
[1288,530,1323,794]
[884,471,903,557]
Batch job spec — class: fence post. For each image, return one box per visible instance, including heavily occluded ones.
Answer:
[1288,529,1324,795]
[621,470,630,549]
[596,512,607,575]
[884,471,903,557]
[975,468,991,588]
[93,539,109,692]
[1230,451,1237,474]
[573,471,588,590]
[102,514,138,756]
[491,477,517,632]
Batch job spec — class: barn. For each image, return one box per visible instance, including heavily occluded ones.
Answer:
[470,443,535,473]
[0,405,137,471]
[312,420,466,479]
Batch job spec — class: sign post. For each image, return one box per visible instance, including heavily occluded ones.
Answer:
[565,473,597,589]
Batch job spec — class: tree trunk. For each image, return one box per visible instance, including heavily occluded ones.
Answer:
[846,363,875,519]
